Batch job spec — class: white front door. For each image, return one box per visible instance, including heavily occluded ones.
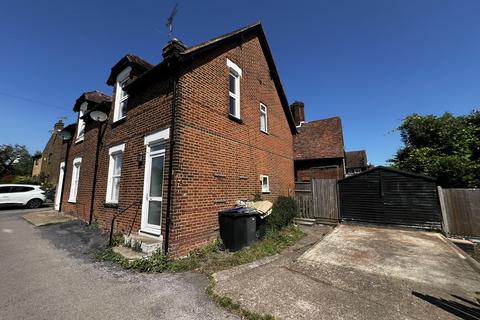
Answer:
[141,143,166,235]
[54,161,65,211]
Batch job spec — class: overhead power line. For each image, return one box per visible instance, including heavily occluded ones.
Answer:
[0,91,71,111]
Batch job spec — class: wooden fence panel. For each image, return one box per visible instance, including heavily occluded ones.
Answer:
[312,179,339,221]
[294,179,339,222]
[439,188,480,237]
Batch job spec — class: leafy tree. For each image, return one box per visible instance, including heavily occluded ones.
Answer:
[389,111,480,188]
[0,144,33,178]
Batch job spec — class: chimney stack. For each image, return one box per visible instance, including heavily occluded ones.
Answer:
[290,101,305,126]
[162,38,187,59]
[54,119,64,132]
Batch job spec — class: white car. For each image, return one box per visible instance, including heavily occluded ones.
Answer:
[0,184,46,208]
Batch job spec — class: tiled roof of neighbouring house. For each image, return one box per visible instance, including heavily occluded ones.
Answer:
[294,116,345,160]
[345,150,368,169]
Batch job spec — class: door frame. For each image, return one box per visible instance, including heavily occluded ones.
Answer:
[54,161,65,211]
[140,128,170,237]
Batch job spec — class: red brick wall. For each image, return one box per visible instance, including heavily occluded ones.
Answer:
[61,118,100,222]
[92,80,173,237]
[170,34,294,255]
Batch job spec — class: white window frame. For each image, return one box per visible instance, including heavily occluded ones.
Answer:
[261,175,270,193]
[260,103,268,133]
[68,157,82,203]
[105,143,125,204]
[76,102,88,143]
[227,59,242,119]
[113,66,132,122]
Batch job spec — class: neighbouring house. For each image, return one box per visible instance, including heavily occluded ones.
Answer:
[31,120,66,186]
[292,102,345,181]
[57,22,297,257]
[31,153,42,182]
[345,150,369,176]
[56,91,112,216]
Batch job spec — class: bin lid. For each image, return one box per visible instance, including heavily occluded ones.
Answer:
[219,207,257,217]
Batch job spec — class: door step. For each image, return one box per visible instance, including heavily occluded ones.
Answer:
[113,246,147,261]
[124,233,163,255]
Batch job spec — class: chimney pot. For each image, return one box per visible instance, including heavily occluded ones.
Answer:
[162,38,187,59]
[290,101,305,126]
[54,120,64,132]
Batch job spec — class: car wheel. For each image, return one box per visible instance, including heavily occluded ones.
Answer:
[27,199,43,209]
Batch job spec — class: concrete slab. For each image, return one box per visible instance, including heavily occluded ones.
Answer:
[113,246,146,260]
[23,210,77,226]
[299,224,478,288]
[214,224,480,320]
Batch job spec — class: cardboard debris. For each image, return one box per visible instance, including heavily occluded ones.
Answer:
[247,200,273,218]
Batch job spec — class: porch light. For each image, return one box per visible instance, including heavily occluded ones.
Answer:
[137,151,145,165]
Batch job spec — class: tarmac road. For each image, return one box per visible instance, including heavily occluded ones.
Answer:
[0,207,237,320]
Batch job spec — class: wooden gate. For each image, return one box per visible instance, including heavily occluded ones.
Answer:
[294,179,339,224]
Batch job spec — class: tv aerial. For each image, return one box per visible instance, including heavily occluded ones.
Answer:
[166,3,179,39]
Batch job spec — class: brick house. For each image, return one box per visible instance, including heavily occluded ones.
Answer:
[345,150,369,176]
[57,23,297,257]
[31,120,66,186]
[292,102,346,181]
[31,153,42,181]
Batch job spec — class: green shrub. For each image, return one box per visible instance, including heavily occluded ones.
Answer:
[12,175,37,184]
[266,196,298,230]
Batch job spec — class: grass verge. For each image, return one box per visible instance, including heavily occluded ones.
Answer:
[95,225,304,274]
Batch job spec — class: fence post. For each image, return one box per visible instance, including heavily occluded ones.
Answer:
[437,186,450,235]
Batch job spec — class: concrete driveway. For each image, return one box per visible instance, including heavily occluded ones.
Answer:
[0,207,237,320]
[214,224,480,319]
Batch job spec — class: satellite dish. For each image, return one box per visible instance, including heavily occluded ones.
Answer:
[90,110,108,122]
[58,130,72,141]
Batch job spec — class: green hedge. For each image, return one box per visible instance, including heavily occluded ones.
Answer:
[266,196,298,230]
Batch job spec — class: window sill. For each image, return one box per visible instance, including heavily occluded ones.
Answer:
[260,130,269,135]
[75,138,84,145]
[104,202,119,208]
[262,191,270,194]
[112,117,126,128]
[228,114,243,124]
[68,200,76,204]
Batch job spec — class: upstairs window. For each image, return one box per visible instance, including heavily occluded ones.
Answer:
[113,67,132,122]
[106,144,125,204]
[76,102,87,142]
[260,103,268,133]
[227,59,242,119]
[69,157,82,202]
[261,175,270,193]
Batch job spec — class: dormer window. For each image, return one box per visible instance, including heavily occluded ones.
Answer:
[76,102,87,142]
[113,66,132,122]
[227,59,242,119]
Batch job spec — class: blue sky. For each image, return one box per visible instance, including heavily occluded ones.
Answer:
[1,0,479,165]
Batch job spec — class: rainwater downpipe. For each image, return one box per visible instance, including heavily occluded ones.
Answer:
[164,70,178,255]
